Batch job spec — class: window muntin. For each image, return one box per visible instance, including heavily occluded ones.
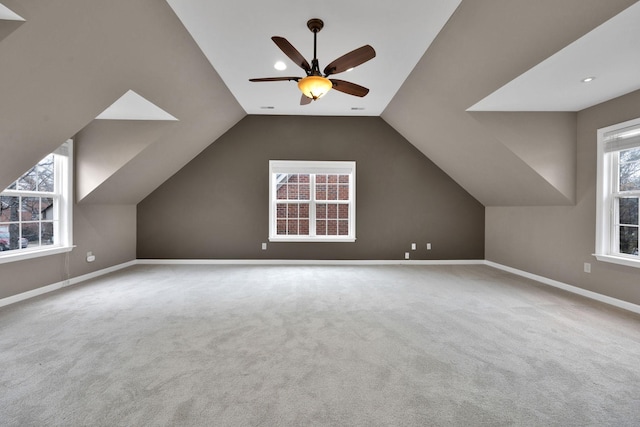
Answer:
[596,120,640,267]
[269,161,355,242]
[0,141,73,263]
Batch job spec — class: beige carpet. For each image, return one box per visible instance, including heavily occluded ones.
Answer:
[1,264,639,426]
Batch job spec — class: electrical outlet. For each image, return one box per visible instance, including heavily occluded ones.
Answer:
[86,251,95,263]
[405,252,410,260]
[411,243,416,250]
[584,262,591,273]
[261,242,267,250]
[426,243,432,250]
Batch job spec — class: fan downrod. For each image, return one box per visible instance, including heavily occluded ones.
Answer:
[307,18,324,33]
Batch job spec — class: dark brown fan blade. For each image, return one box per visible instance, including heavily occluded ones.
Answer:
[323,45,376,76]
[330,79,369,97]
[300,94,312,105]
[272,37,311,72]
[249,77,301,82]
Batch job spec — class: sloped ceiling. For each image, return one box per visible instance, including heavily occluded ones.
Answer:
[0,0,244,204]
[382,0,638,206]
[0,0,639,207]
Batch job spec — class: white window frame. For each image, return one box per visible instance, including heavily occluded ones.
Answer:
[269,160,356,242]
[0,140,73,264]
[595,118,640,268]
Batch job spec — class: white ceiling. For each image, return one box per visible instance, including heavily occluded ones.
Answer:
[0,3,24,21]
[166,0,462,116]
[164,0,640,117]
[95,90,178,121]
[469,1,640,112]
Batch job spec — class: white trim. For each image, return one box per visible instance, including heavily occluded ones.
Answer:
[0,140,73,263]
[67,260,138,285]
[594,253,640,269]
[137,259,485,266]
[596,118,640,267]
[269,160,356,242]
[485,260,640,315]
[0,245,73,265]
[0,260,136,308]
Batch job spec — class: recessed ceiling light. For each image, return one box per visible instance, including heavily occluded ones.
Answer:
[260,106,275,109]
[274,61,287,71]
[351,107,365,111]
[581,76,595,83]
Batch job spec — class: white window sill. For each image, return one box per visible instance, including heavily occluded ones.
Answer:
[269,236,356,243]
[594,254,640,269]
[0,245,74,265]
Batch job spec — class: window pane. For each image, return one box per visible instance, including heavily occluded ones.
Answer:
[286,184,298,200]
[338,184,349,200]
[316,184,327,200]
[18,167,38,191]
[299,183,310,200]
[276,185,287,200]
[299,220,309,235]
[21,197,41,221]
[327,204,338,219]
[299,204,309,219]
[619,147,640,191]
[316,220,327,235]
[277,219,286,235]
[327,183,338,200]
[36,155,55,192]
[328,174,338,184]
[619,197,639,225]
[619,226,639,255]
[327,219,338,235]
[316,174,326,184]
[0,196,19,223]
[22,222,38,248]
[42,197,54,220]
[338,220,349,235]
[276,203,286,219]
[316,204,326,219]
[0,223,20,251]
[339,174,349,183]
[288,204,299,218]
[338,204,349,219]
[287,220,298,235]
[41,222,54,246]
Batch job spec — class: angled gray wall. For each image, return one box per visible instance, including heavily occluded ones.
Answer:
[137,116,484,260]
[486,89,640,306]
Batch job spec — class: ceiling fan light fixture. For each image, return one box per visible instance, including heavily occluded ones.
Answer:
[298,75,333,100]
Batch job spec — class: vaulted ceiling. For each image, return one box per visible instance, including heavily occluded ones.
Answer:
[1,0,638,207]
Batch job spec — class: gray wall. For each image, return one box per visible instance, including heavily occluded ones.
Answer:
[137,116,485,260]
[0,203,136,300]
[486,89,640,306]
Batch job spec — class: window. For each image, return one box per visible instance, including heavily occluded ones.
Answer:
[596,118,640,268]
[0,140,73,263]
[269,160,355,242]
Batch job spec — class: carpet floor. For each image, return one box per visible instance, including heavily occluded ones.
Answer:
[1,264,639,426]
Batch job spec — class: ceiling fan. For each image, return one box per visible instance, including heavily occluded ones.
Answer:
[249,18,376,105]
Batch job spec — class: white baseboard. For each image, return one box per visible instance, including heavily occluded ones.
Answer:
[2,258,638,316]
[485,260,640,315]
[0,260,137,308]
[137,258,486,266]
